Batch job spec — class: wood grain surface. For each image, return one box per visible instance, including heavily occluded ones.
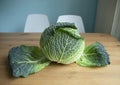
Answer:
[0,33,120,85]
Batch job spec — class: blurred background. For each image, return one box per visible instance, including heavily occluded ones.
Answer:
[0,0,119,38]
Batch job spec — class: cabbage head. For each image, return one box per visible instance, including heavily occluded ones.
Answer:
[40,23,85,64]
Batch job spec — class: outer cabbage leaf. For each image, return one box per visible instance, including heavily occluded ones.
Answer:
[76,42,110,67]
[8,45,51,77]
[40,23,85,64]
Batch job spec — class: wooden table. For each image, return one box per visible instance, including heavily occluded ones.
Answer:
[0,33,120,85]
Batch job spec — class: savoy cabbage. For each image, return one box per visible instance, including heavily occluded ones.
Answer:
[40,23,85,64]
[8,23,110,77]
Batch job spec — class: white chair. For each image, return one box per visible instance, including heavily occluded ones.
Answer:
[24,14,50,32]
[57,15,85,33]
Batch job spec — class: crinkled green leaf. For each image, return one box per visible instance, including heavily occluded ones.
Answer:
[40,22,85,64]
[8,45,51,77]
[76,42,110,67]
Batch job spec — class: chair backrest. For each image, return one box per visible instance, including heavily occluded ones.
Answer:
[24,14,50,32]
[57,15,85,33]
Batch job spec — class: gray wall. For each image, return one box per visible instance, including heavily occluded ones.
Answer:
[111,0,120,40]
[0,0,98,32]
[95,0,117,33]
